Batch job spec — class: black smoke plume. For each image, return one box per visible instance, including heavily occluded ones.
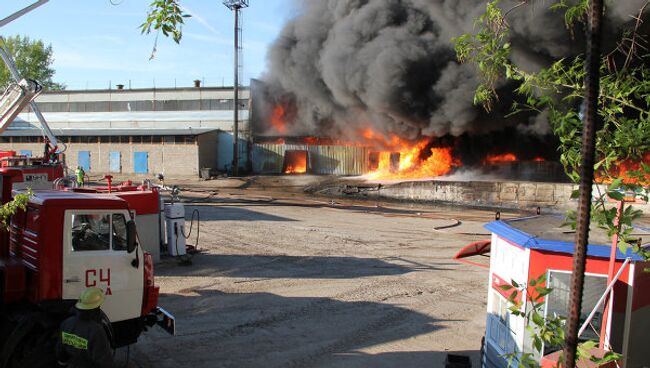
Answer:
[262,0,648,139]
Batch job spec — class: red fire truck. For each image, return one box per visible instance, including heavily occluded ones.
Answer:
[0,3,174,366]
[0,170,175,367]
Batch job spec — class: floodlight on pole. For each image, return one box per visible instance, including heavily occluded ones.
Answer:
[223,0,249,10]
[223,0,249,176]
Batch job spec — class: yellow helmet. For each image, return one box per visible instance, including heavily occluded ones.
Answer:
[75,287,105,310]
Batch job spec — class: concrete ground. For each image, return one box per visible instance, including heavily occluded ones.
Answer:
[121,177,508,368]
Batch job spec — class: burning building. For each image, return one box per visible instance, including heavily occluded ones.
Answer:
[250,80,565,181]
[246,0,647,182]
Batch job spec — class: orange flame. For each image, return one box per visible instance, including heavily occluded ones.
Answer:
[304,137,319,145]
[366,136,457,180]
[283,151,308,174]
[285,164,307,174]
[533,157,546,162]
[271,105,288,134]
[597,152,650,184]
[484,153,518,164]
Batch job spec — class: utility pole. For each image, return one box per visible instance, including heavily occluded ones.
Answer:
[563,0,604,366]
[223,0,249,176]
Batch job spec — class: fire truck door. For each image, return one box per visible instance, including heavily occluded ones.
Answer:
[62,210,144,322]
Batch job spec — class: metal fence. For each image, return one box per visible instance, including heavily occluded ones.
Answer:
[252,143,369,176]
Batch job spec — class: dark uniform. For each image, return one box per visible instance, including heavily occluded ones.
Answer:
[56,308,115,368]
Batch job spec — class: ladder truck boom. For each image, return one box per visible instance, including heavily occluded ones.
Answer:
[0,0,58,148]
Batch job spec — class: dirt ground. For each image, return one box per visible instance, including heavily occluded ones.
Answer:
[106,175,650,368]
[115,176,507,368]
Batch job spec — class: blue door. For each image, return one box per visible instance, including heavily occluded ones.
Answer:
[109,151,121,173]
[78,151,91,171]
[134,152,148,174]
[20,150,32,157]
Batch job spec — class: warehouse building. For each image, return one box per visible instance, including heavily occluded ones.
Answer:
[1,85,250,177]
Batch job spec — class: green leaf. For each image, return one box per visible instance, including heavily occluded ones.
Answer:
[508,290,519,304]
[532,312,545,327]
[608,178,624,191]
[607,190,625,201]
[618,241,630,255]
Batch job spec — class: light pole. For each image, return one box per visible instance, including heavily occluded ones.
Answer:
[223,0,249,176]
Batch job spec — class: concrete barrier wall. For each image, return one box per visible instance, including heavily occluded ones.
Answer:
[357,180,650,212]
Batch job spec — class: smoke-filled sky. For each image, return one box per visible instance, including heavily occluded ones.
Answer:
[263,0,649,140]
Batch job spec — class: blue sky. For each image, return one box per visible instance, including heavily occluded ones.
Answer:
[0,0,293,90]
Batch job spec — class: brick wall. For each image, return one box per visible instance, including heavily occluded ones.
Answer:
[3,139,202,177]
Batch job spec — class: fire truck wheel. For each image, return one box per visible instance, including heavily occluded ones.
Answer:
[4,321,57,368]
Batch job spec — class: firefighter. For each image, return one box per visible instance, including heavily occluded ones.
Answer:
[43,137,58,163]
[75,166,85,187]
[56,287,115,368]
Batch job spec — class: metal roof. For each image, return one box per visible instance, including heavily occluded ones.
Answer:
[485,215,649,261]
[1,127,218,136]
[41,86,250,95]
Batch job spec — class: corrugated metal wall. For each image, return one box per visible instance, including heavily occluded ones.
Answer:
[253,144,369,176]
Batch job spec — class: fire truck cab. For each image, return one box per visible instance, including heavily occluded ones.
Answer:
[0,175,173,367]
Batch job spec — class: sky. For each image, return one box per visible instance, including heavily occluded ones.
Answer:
[0,0,294,90]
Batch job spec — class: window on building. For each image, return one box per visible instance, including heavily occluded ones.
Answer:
[157,100,178,111]
[131,136,142,144]
[152,136,162,144]
[99,136,109,144]
[69,102,86,112]
[142,135,152,144]
[488,290,518,354]
[35,102,67,113]
[175,135,194,144]
[179,100,200,111]
[135,101,153,111]
[36,102,51,112]
[544,271,607,354]
[111,101,129,112]
[81,101,109,112]
[216,99,233,110]
[200,99,212,110]
[163,136,174,145]
[15,136,36,143]
[120,136,129,144]
[110,136,120,144]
